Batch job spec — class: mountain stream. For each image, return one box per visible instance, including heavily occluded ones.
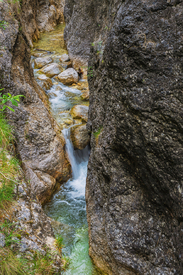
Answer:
[32,24,101,275]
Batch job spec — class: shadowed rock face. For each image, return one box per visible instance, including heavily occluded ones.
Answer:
[64,0,183,274]
[0,0,71,205]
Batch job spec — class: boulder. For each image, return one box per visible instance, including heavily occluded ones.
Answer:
[39,63,63,78]
[37,74,53,90]
[70,124,90,150]
[70,105,88,122]
[34,56,53,69]
[57,68,78,85]
[59,53,70,62]
[81,90,89,100]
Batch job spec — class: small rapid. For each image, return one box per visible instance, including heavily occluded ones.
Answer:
[32,24,101,274]
[44,129,99,274]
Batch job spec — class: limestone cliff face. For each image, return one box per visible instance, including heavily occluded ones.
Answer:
[64,0,183,274]
[0,0,71,205]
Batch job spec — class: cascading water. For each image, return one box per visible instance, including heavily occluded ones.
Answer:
[32,24,101,274]
[44,128,99,274]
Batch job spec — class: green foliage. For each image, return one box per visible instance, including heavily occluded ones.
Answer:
[0,89,24,112]
[0,21,8,29]
[0,221,21,246]
[0,249,26,275]
[0,113,19,209]
[0,247,57,275]
[61,256,71,271]
[30,251,55,275]
[55,234,64,252]
[87,66,93,78]
[93,127,103,139]
[0,112,13,147]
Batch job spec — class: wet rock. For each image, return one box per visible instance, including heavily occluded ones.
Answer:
[0,233,5,248]
[59,53,70,62]
[71,124,90,150]
[55,86,63,91]
[48,92,57,98]
[57,68,78,85]
[32,52,47,58]
[34,56,53,69]
[70,105,88,122]
[39,63,63,78]
[61,61,72,70]
[81,90,89,101]
[37,74,53,90]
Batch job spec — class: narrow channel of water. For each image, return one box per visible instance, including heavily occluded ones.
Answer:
[44,129,99,274]
[32,24,101,274]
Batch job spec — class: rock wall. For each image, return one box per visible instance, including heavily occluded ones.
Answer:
[64,0,183,274]
[0,0,71,205]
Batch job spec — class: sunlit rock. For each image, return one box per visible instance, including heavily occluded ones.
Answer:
[71,124,90,150]
[57,68,78,85]
[39,63,63,77]
[70,105,88,122]
[34,56,53,69]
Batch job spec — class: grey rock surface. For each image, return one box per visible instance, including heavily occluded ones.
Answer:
[34,56,53,69]
[70,105,88,122]
[65,0,183,274]
[59,53,70,62]
[0,0,71,205]
[39,63,63,77]
[70,123,90,150]
[57,68,78,85]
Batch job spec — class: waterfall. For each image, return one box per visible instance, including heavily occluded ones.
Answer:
[62,128,79,179]
[62,127,90,197]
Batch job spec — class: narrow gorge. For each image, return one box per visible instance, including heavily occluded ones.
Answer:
[0,0,183,274]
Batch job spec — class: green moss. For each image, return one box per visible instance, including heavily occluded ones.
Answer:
[93,127,103,139]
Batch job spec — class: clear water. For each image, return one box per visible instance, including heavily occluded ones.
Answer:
[33,24,67,55]
[44,129,100,274]
[33,24,101,274]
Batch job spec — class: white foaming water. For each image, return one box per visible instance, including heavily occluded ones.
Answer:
[62,128,89,198]
[49,83,81,112]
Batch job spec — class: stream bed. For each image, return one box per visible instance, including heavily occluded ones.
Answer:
[32,24,100,274]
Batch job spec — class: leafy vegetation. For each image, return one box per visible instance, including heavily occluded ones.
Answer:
[0,113,19,210]
[93,126,103,139]
[0,88,24,209]
[0,88,24,112]
[0,20,8,29]
[55,234,64,252]
[88,66,93,78]
[61,256,71,271]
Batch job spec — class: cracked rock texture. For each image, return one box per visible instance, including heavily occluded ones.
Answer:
[64,0,183,274]
[0,0,71,205]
